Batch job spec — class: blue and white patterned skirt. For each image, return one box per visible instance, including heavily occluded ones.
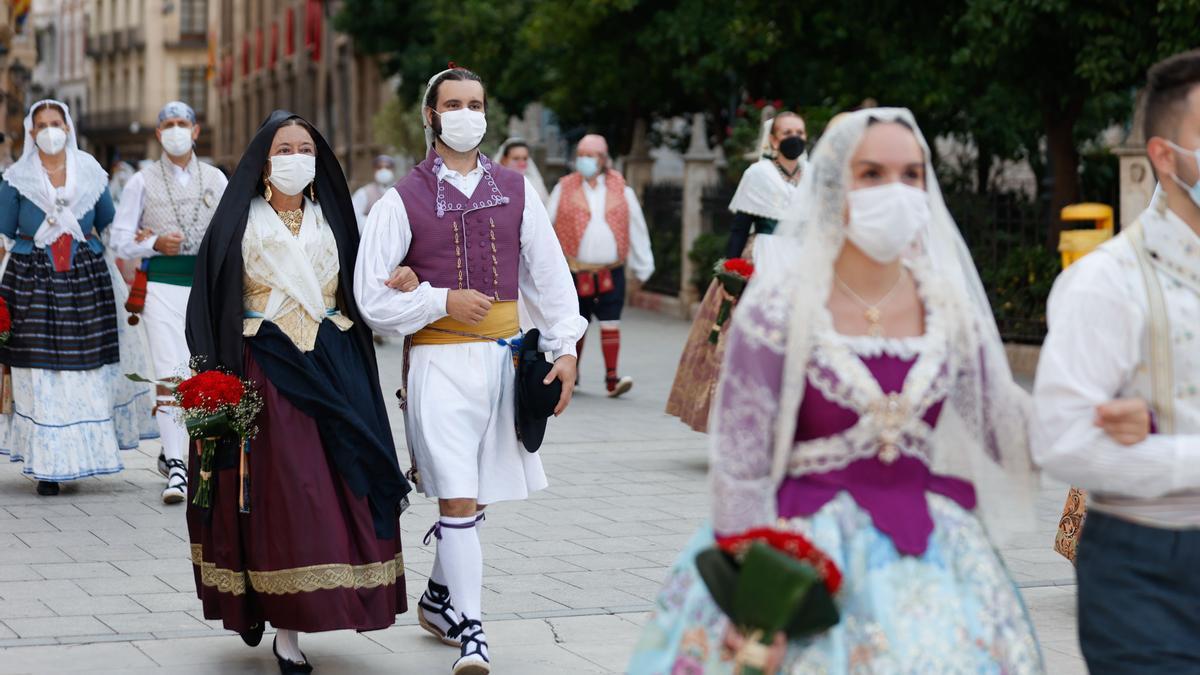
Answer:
[0,251,158,481]
[629,493,1044,674]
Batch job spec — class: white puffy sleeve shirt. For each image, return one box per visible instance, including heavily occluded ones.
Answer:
[1032,208,1200,500]
[354,165,587,361]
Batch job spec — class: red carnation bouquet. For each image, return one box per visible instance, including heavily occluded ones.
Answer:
[695,527,841,674]
[0,296,11,345]
[128,361,262,511]
[710,258,755,344]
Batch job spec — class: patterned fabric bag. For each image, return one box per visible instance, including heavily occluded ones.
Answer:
[1054,487,1087,562]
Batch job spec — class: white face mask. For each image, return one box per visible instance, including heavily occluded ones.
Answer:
[160,126,194,157]
[433,108,487,153]
[845,182,930,263]
[36,127,68,155]
[268,154,316,197]
[374,168,396,186]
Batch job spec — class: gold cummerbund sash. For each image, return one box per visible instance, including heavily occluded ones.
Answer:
[412,301,519,346]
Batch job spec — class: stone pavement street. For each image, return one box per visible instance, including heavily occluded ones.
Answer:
[0,308,1084,673]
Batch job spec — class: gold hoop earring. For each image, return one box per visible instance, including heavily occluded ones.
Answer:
[263,176,273,202]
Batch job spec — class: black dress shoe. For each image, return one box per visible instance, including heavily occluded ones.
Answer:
[239,622,264,647]
[273,636,314,674]
[36,481,60,496]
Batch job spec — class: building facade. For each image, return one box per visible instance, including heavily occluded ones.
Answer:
[210,0,390,184]
[82,0,211,166]
[29,0,88,126]
[1,0,38,168]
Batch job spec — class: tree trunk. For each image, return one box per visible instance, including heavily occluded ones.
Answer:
[975,143,993,194]
[1043,97,1085,250]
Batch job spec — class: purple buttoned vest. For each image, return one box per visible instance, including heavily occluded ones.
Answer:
[395,150,524,301]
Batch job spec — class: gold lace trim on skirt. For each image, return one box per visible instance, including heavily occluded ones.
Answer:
[190,544,404,596]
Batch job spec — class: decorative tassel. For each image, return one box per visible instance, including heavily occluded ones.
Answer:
[193,437,216,508]
[125,261,150,325]
[238,437,251,514]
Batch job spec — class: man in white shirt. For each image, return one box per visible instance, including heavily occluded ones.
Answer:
[354,67,585,675]
[547,134,655,398]
[1033,49,1200,672]
[109,101,227,504]
[350,154,396,231]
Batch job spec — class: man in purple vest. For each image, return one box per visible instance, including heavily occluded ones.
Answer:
[354,67,586,675]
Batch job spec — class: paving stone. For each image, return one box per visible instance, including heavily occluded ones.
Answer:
[0,579,88,600]
[0,518,58,535]
[98,611,210,634]
[128,593,200,613]
[0,565,38,583]
[498,539,595,558]
[0,547,74,566]
[0,641,158,672]
[32,562,126,580]
[0,600,55,620]
[74,576,175,596]
[60,544,155,563]
[4,615,114,638]
[42,595,147,617]
[14,530,106,549]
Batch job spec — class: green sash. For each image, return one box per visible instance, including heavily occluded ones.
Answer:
[146,255,197,287]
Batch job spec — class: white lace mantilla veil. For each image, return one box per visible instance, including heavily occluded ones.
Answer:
[710,107,1037,543]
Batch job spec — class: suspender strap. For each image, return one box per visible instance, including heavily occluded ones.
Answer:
[1128,220,1176,434]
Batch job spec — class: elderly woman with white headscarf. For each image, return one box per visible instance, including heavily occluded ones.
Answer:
[0,99,157,496]
[631,108,1045,673]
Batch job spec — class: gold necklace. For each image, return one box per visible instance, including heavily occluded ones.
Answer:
[275,207,304,236]
[834,271,904,338]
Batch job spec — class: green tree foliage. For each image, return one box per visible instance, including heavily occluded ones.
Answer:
[338,0,1200,220]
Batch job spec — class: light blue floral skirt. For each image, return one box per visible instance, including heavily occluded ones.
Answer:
[629,493,1044,674]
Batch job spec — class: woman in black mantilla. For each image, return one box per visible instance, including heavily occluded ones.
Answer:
[185,111,411,673]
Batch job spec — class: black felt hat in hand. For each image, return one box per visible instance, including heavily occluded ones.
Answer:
[516,328,561,453]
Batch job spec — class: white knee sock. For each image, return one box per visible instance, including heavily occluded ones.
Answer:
[274,627,304,662]
[430,511,485,590]
[155,403,189,464]
[436,515,483,623]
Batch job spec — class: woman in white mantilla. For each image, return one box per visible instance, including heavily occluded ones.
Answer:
[666,112,807,433]
[633,108,1045,673]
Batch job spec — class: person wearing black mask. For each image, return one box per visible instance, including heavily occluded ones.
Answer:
[666,111,807,433]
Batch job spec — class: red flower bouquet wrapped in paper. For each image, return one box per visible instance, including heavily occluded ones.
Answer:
[128,362,263,511]
[695,527,841,674]
[174,367,263,511]
[710,258,755,344]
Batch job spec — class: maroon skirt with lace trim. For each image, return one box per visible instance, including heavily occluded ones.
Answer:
[185,348,407,634]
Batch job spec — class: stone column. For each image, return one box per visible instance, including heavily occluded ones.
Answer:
[1115,91,1153,228]
[680,113,718,309]
[623,118,654,202]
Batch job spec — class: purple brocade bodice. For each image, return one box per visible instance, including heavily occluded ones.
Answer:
[777,353,976,556]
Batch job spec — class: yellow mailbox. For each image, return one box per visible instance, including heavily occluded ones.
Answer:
[1058,203,1114,269]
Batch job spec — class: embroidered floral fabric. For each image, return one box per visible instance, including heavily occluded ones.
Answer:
[628,496,1043,674]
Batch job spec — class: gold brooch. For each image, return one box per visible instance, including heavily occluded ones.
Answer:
[277,208,303,236]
